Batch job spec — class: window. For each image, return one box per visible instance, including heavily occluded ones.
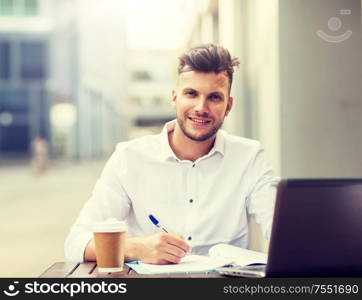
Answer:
[20,41,46,79]
[24,0,38,16]
[38,89,49,139]
[132,70,152,81]
[0,41,10,79]
[0,90,28,112]
[0,0,13,15]
[0,0,38,16]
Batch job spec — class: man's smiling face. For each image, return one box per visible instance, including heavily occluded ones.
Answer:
[172,71,233,142]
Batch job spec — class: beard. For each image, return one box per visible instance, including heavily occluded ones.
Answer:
[177,115,224,142]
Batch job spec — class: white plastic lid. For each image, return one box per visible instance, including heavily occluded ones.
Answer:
[93,218,127,233]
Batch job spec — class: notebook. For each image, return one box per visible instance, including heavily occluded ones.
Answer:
[126,244,267,274]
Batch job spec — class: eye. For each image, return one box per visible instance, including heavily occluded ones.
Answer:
[210,94,222,101]
[185,90,196,97]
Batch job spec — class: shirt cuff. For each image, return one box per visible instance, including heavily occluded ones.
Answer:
[65,231,93,263]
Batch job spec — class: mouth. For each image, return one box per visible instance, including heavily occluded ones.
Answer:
[187,116,212,125]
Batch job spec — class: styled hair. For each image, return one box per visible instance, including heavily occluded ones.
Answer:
[177,44,240,90]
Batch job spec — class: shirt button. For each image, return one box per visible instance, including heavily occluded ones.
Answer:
[192,164,195,167]
[188,236,192,241]
[189,199,193,203]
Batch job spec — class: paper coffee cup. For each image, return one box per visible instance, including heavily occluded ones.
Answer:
[93,218,127,273]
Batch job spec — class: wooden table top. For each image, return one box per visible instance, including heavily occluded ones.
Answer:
[39,262,225,278]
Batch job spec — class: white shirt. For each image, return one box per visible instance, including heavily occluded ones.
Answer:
[64,120,280,262]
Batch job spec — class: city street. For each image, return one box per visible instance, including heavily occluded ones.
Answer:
[0,159,107,277]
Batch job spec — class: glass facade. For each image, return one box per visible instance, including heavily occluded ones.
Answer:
[0,0,14,15]
[0,124,29,152]
[0,37,48,153]
[0,89,28,112]
[0,40,10,79]
[0,89,30,152]
[38,89,49,140]
[0,0,38,16]
[24,0,38,16]
[20,41,46,79]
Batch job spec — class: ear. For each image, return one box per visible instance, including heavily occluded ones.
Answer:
[171,90,177,108]
[225,96,233,116]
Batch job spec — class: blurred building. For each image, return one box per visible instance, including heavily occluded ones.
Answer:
[187,0,362,252]
[124,0,208,139]
[0,0,52,157]
[50,0,128,160]
[127,49,177,138]
[187,0,280,172]
[0,0,129,160]
[187,0,362,179]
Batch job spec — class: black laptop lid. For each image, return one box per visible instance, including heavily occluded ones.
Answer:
[267,179,362,277]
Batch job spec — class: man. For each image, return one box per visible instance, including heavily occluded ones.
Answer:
[65,44,279,265]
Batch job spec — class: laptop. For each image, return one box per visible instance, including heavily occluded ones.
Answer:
[217,178,362,277]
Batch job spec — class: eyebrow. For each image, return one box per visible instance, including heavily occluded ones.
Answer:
[182,88,224,95]
[209,91,223,96]
[182,87,196,92]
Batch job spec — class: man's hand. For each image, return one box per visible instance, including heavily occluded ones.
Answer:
[127,233,190,265]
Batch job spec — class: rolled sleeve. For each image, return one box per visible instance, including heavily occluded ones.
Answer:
[246,144,280,240]
[64,144,131,262]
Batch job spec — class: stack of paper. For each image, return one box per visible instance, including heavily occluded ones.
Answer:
[126,244,267,275]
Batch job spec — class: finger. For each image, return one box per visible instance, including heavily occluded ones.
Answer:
[163,243,187,258]
[163,233,190,252]
[159,252,182,264]
[152,259,169,265]
[140,258,174,265]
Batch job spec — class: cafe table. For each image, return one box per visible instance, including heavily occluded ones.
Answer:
[39,262,225,278]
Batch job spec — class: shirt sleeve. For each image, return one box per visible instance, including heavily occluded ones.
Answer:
[64,144,131,262]
[245,143,280,240]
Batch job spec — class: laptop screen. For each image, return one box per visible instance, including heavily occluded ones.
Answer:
[267,179,362,277]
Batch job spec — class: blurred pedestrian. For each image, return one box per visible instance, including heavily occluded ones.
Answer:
[31,136,49,175]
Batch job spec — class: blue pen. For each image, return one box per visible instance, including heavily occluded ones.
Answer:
[148,214,168,233]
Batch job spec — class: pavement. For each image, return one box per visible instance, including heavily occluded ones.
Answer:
[0,159,107,277]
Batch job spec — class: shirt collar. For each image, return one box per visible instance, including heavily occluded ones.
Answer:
[160,120,177,161]
[159,119,225,161]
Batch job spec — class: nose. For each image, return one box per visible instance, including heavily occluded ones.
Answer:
[194,97,209,115]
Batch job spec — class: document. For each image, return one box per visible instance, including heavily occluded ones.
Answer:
[209,244,267,266]
[137,254,232,274]
[126,244,267,274]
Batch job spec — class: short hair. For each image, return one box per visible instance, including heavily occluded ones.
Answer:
[177,44,240,90]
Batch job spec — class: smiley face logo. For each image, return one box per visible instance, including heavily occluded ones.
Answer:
[3,282,20,297]
[317,16,352,43]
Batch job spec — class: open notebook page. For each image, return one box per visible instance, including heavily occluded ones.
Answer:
[138,255,233,274]
[208,244,267,266]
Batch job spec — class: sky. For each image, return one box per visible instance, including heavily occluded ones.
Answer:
[124,0,207,49]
